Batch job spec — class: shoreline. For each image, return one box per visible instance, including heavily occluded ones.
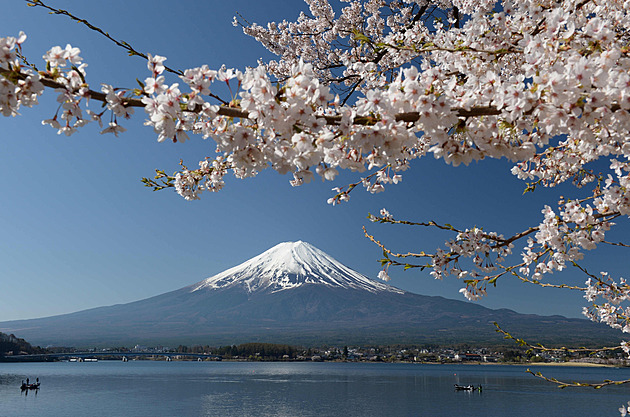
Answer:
[2,357,625,368]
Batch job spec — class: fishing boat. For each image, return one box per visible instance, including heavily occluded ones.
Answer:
[20,382,40,390]
[454,384,482,391]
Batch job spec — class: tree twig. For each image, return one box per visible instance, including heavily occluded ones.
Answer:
[527,369,630,389]
[25,0,229,104]
[494,322,623,354]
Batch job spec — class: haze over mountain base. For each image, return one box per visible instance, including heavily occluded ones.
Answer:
[0,242,620,347]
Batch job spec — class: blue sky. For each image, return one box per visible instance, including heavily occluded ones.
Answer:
[1,0,627,323]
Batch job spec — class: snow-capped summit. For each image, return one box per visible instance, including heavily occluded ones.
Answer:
[192,241,405,294]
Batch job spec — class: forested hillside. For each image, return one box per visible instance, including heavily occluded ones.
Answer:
[0,332,45,357]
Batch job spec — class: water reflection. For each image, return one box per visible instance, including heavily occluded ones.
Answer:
[0,362,629,417]
[21,386,38,396]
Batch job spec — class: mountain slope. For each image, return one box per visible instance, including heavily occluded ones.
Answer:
[0,241,620,347]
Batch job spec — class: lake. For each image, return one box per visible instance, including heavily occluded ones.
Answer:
[1,361,629,416]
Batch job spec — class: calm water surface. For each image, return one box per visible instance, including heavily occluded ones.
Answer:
[1,361,629,416]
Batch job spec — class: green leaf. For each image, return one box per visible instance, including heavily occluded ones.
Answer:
[71,65,86,83]
[352,31,370,43]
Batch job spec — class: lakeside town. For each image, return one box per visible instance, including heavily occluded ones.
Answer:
[3,332,627,365]
[7,342,623,367]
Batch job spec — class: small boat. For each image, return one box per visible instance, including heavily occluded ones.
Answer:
[20,382,40,390]
[454,384,482,391]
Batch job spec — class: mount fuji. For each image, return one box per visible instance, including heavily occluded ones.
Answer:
[191,240,403,295]
[0,241,620,347]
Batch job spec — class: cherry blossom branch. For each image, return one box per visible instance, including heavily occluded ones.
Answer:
[363,226,431,259]
[366,215,463,232]
[494,322,623,354]
[603,241,630,248]
[26,0,183,75]
[380,42,523,56]
[0,64,527,127]
[367,210,534,249]
[571,261,607,282]
[527,370,630,389]
[499,259,586,291]
[495,323,630,389]
[0,66,135,106]
[25,0,229,105]
[365,201,624,295]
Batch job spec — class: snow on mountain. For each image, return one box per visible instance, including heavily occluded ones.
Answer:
[192,241,405,295]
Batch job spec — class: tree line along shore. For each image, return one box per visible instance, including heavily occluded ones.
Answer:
[3,336,627,367]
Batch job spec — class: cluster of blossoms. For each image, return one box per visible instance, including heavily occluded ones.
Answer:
[369,208,515,301]
[0,31,135,137]
[0,32,43,117]
[40,43,94,136]
[583,273,630,333]
[142,0,630,210]
[3,1,630,398]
